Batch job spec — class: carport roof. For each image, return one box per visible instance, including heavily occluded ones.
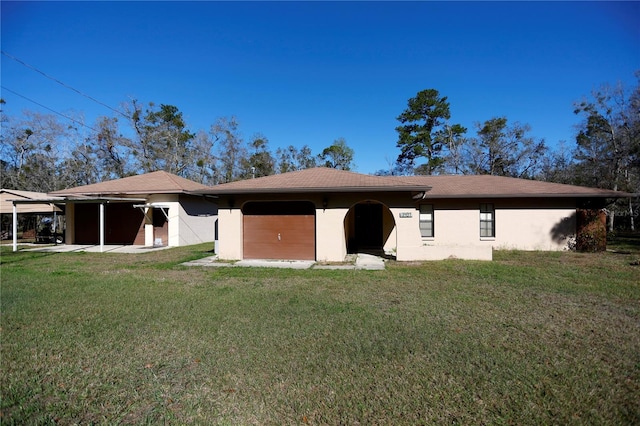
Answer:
[1,189,63,213]
[196,167,633,198]
[50,170,210,196]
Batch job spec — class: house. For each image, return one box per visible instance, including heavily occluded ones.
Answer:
[47,171,217,249]
[195,167,629,262]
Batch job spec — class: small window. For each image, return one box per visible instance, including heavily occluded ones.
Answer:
[419,204,434,238]
[480,203,495,238]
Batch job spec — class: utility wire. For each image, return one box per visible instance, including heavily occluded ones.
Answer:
[1,85,98,132]
[1,50,130,120]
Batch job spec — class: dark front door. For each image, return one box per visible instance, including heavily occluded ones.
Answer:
[153,208,168,246]
[355,203,383,250]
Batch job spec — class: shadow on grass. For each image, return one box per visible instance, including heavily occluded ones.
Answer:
[608,231,640,255]
[0,248,58,265]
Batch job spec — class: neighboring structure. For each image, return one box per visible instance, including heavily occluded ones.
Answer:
[195,167,629,262]
[48,171,217,249]
[1,189,63,241]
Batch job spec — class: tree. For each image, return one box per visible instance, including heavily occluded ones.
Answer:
[572,75,640,230]
[318,138,355,170]
[374,156,414,176]
[57,143,99,188]
[275,144,317,173]
[90,116,130,180]
[240,134,275,179]
[437,123,468,174]
[465,117,547,178]
[539,141,576,184]
[190,130,216,185]
[395,89,462,175]
[0,111,72,191]
[127,101,196,176]
[210,116,247,183]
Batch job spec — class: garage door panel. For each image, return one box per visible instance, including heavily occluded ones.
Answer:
[244,214,315,260]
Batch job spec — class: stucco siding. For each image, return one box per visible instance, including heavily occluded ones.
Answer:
[316,207,348,262]
[494,207,575,250]
[176,195,217,246]
[143,195,217,247]
[218,207,243,259]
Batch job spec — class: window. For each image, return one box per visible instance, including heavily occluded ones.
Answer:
[480,203,495,238]
[419,204,434,238]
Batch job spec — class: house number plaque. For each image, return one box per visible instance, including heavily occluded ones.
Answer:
[399,212,412,218]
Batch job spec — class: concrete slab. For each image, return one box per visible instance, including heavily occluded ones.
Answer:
[235,259,315,269]
[22,244,171,254]
[355,253,386,270]
[183,253,386,270]
[183,257,315,269]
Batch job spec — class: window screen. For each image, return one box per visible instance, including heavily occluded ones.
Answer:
[480,203,495,238]
[419,204,434,238]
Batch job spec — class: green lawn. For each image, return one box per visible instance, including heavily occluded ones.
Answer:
[1,243,639,425]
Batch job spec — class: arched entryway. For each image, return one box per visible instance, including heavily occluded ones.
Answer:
[344,201,395,255]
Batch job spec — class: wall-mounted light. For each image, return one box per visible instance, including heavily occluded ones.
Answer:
[322,197,328,209]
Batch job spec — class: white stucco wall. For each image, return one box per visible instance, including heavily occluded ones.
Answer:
[175,195,217,246]
[146,194,217,247]
[399,199,576,259]
[316,207,348,262]
[494,207,576,250]
[217,207,243,259]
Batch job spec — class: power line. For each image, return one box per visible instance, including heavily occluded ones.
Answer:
[1,85,98,132]
[1,50,130,120]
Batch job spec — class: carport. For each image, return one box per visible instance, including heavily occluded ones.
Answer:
[9,196,145,253]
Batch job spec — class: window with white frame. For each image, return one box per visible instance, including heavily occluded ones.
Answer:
[419,204,434,238]
[480,203,495,238]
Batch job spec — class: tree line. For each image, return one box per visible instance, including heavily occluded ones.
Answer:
[1,72,638,229]
[385,72,639,230]
[0,99,356,192]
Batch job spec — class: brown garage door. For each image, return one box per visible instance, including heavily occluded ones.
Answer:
[243,201,315,260]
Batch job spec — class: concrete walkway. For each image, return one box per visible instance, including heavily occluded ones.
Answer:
[182,253,386,270]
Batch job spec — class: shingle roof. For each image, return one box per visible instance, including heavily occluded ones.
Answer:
[199,167,632,198]
[50,171,210,196]
[198,167,428,194]
[399,175,630,198]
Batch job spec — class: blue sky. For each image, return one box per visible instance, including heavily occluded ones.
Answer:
[2,1,639,174]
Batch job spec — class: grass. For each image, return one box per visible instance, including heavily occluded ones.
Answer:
[1,242,639,425]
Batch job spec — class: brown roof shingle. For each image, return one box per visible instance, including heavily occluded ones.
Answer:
[50,171,210,196]
[200,167,631,198]
[201,167,428,194]
[399,175,630,198]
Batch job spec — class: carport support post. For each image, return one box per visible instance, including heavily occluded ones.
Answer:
[99,202,105,253]
[12,202,18,252]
